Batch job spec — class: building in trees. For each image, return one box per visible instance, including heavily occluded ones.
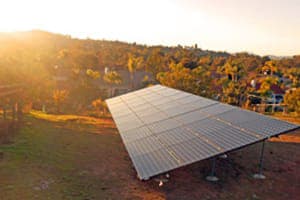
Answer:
[99,67,154,97]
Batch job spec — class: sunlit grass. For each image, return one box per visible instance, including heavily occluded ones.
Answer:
[269,133,300,143]
[268,113,300,143]
[0,115,124,199]
[271,112,300,124]
[30,110,113,126]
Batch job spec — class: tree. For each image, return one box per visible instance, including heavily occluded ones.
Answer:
[221,80,247,105]
[142,75,151,87]
[103,71,122,97]
[284,88,300,115]
[262,60,278,76]
[286,68,300,87]
[1,30,299,115]
[157,63,195,93]
[191,65,213,96]
[127,55,143,89]
[258,77,278,97]
[92,97,107,115]
[53,90,69,113]
[156,63,213,96]
[145,49,167,75]
[220,59,245,82]
[86,69,101,79]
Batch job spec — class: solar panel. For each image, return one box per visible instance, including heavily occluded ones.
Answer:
[106,84,299,180]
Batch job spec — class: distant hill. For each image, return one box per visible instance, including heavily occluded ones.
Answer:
[0,30,299,114]
[0,30,230,70]
[267,55,293,60]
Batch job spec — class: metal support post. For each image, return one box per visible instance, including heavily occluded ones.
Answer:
[206,157,219,182]
[253,140,266,179]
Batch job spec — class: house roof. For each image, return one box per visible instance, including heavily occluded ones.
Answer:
[254,83,285,94]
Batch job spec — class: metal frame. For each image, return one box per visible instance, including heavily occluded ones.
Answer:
[106,84,300,180]
[253,140,266,179]
[206,157,219,182]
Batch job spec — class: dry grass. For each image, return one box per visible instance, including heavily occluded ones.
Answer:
[30,110,113,126]
[0,112,299,199]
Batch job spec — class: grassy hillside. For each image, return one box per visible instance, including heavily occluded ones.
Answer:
[0,112,299,199]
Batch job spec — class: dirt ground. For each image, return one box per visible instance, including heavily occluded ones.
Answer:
[0,112,299,200]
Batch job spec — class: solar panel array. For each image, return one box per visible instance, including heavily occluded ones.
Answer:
[106,85,299,180]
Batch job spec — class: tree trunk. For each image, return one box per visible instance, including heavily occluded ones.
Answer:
[130,73,134,90]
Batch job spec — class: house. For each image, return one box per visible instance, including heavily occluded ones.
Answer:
[98,67,154,97]
[51,66,155,97]
[52,67,70,89]
[253,82,285,104]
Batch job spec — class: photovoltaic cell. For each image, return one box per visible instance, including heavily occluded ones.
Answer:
[106,84,299,180]
[126,136,165,156]
[156,127,197,146]
[198,104,235,116]
[131,103,154,113]
[175,95,203,104]
[131,148,179,180]
[121,126,152,143]
[185,118,261,151]
[168,137,220,164]
[217,109,298,137]
[139,111,169,124]
[147,118,182,134]
[172,110,209,124]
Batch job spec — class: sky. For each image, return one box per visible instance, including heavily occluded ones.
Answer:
[0,0,299,56]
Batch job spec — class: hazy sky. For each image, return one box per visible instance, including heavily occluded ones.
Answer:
[0,0,299,56]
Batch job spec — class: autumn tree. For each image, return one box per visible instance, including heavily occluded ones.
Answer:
[261,60,278,76]
[92,97,107,115]
[103,71,122,97]
[53,89,69,113]
[284,88,300,115]
[86,69,101,79]
[258,77,278,97]
[157,63,213,96]
[220,80,247,105]
[220,59,245,82]
[286,68,300,87]
[127,55,143,89]
[1,30,299,115]
[145,49,167,75]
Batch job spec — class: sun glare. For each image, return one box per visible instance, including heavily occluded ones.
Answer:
[0,0,299,55]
